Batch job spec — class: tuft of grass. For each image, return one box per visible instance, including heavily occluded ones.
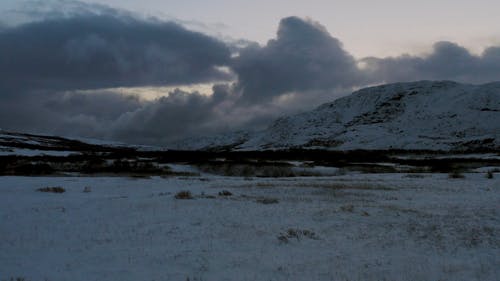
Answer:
[37,186,65,193]
[174,191,193,199]
[278,228,319,243]
[256,197,279,204]
[218,190,233,196]
[340,204,354,212]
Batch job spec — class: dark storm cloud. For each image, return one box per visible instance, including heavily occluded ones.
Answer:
[232,16,362,102]
[44,91,143,121]
[0,88,218,143]
[361,41,500,83]
[111,89,223,143]
[0,1,235,143]
[0,9,232,95]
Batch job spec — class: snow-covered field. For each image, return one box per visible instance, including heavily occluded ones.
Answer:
[1,172,499,281]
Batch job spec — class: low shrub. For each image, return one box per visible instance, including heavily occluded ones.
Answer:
[218,190,233,196]
[5,277,26,281]
[174,191,193,199]
[277,228,319,243]
[37,186,65,193]
[256,197,279,204]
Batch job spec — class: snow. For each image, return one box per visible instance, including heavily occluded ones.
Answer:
[0,131,64,149]
[1,173,498,281]
[173,81,500,151]
[169,131,252,151]
[393,153,500,160]
[0,130,160,153]
[71,136,162,151]
[0,148,78,157]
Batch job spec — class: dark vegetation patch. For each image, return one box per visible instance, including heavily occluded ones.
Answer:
[1,134,499,176]
[278,228,319,243]
[3,277,26,281]
[218,190,233,196]
[197,161,298,177]
[159,149,499,175]
[37,186,65,193]
[0,154,193,176]
[256,197,279,204]
[448,170,466,179]
[174,191,193,199]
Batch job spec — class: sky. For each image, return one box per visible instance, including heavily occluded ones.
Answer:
[2,0,500,57]
[0,0,499,145]
[75,0,500,57]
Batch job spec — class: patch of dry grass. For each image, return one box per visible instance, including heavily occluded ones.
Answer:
[174,191,193,199]
[37,186,65,193]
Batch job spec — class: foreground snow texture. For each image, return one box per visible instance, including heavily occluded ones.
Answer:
[1,174,499,281]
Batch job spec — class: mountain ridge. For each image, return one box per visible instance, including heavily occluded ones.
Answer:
[174,80,500,151]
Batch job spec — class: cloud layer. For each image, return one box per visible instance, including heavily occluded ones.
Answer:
[0,10,231,95]
[362,41,500,84]
[0,2,499,145]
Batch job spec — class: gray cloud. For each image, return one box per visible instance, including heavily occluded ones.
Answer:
[45,91,143,121]
[0,1,235,143]
[232,17,362,103]
[0,8,232,96]
[0,87,269,144]
[111,89,226,144]
[361,41,500,84]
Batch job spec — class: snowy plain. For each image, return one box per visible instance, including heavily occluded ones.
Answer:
[1,171,499,281]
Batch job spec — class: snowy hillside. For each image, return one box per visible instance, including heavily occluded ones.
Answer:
[0,131,98,156]
[0,130,160,156]
[177,81,500,151]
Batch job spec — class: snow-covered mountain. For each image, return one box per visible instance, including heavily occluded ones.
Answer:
[176,81,500,151]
